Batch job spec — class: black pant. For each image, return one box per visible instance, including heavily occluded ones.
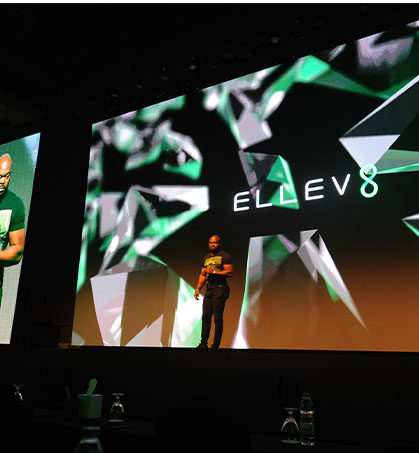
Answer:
[200,285,230,348]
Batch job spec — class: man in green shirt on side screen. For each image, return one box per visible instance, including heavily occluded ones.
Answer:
[0,153,25,305]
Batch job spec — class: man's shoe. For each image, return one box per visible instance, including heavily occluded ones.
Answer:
[194,344,208,351]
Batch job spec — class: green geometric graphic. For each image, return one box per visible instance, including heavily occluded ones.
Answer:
[137,95,186,123]
[75,98,208,348]
[238,151,299,210]
[233,231,367,349]
[402,213,419,238]
[72,258,202,347]
[339,74,419,174]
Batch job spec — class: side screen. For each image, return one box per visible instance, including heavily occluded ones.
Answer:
[0,133,40,344]
[72,22,419,351]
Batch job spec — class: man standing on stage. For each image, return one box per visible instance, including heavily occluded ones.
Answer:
[0,153,25,306]
[194,235,233,350]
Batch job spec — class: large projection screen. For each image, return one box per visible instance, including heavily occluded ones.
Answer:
[72,22,419,351]
[0,133,40,344]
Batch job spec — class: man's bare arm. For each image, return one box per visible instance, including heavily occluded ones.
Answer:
[0,228,25,266]
[202,264,233,278]
[194,268,208,300]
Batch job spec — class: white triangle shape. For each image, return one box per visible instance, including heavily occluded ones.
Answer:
[126,314,163,347]
[91,272,128,346]
[339,134,399,167]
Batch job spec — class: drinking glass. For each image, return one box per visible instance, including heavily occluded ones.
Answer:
[12,384,24,402]
[280,407,299,444]
[108,393,125,422]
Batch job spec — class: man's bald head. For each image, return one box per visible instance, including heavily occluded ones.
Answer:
[0,154,12,171]
[0,154,12,196]
[208,235,222,253]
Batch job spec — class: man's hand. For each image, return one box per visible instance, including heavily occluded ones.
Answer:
[0,228,25,266]
[201,267,209,277]
[194,289,200,300]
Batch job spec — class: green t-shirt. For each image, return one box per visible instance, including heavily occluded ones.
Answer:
[0,189,25,289]
[203,250,232,286]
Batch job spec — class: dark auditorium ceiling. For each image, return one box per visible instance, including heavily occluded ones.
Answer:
[0,3,418,133]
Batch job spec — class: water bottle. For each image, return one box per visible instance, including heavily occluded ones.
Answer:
[73,426,104,453]
[299,392,315,446]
